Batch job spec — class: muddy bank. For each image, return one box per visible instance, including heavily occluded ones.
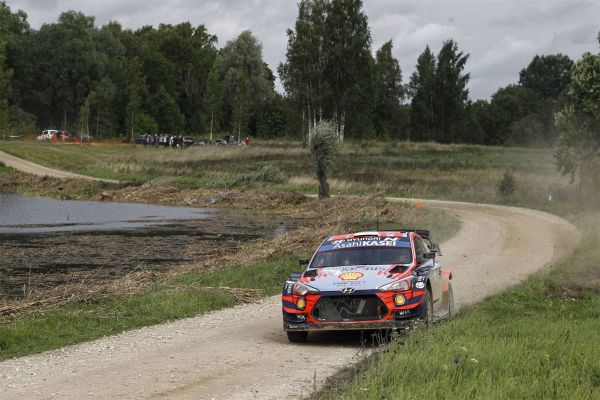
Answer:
[1,217,291,299]
[0,173,307,299]
[0,170,307,211]
[0,192,295,299]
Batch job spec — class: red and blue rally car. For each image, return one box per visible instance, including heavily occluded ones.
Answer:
[281,229,454,342]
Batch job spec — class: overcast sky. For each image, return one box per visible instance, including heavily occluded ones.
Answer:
[6,0,600,99]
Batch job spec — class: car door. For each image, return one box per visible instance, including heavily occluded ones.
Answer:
[415,237,442,312]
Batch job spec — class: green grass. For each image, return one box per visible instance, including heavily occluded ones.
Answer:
[315,278,600,399]
[314,213,600,400]
[0,161,12,173]
[0,288,234,360]
[547,213,600,289]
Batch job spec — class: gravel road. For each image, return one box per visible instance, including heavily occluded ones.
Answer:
[0,150,118,183]
[0,198,578,399]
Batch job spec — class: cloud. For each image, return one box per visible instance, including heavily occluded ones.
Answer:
[473,36,536,72]
[491,0,595,26]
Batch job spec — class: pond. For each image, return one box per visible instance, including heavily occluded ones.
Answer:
[0,193,295,298]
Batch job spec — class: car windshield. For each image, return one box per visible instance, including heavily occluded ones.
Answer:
[309,247,412,268]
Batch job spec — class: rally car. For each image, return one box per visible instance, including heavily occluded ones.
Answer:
[281,229,454,342]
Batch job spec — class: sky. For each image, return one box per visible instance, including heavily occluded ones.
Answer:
[6,0,600,100]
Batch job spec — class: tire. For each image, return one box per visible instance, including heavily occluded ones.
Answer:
[286,331,308,343]
[419,289,434,328]
[447,284,455,318]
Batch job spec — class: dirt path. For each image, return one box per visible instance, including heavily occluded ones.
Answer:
[0,150,118,183]
[0,198,578,399]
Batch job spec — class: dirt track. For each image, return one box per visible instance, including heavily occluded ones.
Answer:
[0,150,118,183]
[0,197,578,399]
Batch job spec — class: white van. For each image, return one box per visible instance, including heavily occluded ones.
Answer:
[37,130,58,141]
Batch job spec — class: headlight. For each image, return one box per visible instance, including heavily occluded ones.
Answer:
[294,282,319,296]
[379,278,411,292]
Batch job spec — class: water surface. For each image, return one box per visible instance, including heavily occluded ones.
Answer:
[0,193,215,233]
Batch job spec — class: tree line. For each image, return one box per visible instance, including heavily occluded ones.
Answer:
[0,0,596,151]
[0,2,280,140]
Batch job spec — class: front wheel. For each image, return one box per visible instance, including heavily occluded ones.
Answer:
[420,289,434,328]
[286,331,308,343]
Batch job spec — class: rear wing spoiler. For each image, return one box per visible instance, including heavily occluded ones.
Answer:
[383,228,431,239]
[378,228,441,255]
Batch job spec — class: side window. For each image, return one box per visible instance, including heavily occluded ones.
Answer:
[415,237,431,265]
[421,238,430,253]
[415,237,425,265]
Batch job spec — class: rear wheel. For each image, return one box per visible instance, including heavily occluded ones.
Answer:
[286,331,308,343]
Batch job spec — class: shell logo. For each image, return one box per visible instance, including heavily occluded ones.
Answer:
[339,272,364,281]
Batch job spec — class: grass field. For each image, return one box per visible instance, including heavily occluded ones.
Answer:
[315,278,600,399]
[0,140,576,210]
[1,139,599,397]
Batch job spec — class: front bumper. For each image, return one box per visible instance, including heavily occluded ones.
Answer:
[283,297,428,331]
[284,319,421,331]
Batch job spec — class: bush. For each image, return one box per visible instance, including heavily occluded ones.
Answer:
[236,164,284,185]
[308,120,339,198]
[499,170,517,197]
[509,114,545,147]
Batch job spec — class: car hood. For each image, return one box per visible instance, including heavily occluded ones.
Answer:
[301,264,410,293]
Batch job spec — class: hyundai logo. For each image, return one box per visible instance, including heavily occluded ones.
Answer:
[341,287,355,294]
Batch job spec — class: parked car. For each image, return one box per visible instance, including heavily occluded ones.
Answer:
[281,229,454,342]
[37,129,58,141]
[134,135,147,145]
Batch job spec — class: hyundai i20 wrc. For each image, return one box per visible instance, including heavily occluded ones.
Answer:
[281,229,454,343]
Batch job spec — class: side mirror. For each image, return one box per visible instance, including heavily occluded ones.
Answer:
[423,252,436,259]
[298,258,309,265]
[430,243,442,256]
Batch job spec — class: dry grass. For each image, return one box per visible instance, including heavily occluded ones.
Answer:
[134,144,308,164]
[0,140,575,209]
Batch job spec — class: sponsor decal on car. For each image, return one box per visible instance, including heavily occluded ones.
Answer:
[319,238,411,251]
[339,272,364,281]
[332,238,399,249]
[333,281,367,286]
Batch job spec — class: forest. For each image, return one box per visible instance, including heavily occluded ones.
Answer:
[0,0,595,148]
